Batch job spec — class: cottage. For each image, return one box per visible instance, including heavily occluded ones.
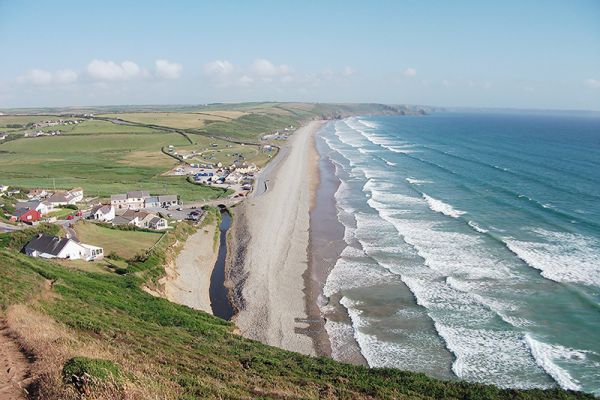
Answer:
[89,204,115,222]
[47,188,83,206]
[148,216,168,230]
[144,196,160,208]
[14,208,41,224]
[110,190,149,210]
[0,185,8,193]
[24,233,103,261]
[27,188,48,199]
[16,200,53,215]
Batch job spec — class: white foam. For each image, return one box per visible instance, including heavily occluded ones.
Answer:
[503,228,600,287]
[380,157,397,166]
[435,324,551,389]
[525,334,582,391]
[323,246,392,297]
[324,319,359,362]
[468,220,489,233]
[406,177,432,185]
[422,193,466,218]
[358,119,379,129]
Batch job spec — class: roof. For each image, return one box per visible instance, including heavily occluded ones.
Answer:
[47,192,69,203]
[127,190,149,199]
[14,208,38,218]
[145,196,159,203]
[16,200,41,210]
[158,195,177,202]
[111,194,126,201]
[149,217,163,225]
[25,234,71,256]
[90,204,112,215]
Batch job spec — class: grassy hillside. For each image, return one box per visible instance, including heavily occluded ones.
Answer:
[0,225,592,399]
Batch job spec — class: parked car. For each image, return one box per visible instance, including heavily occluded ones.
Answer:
[67,215,74,220]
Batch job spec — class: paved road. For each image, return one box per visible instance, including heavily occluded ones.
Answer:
[0,221,24,233]
[252,145,289,198]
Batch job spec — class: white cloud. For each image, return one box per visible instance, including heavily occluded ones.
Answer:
[87,59,143,81]
[203,60,235,78]
[584,78,600,89]
[18,69,53,85]
[155,59,182,79]
[342,66,356,77]
[250,58,292,77]
[403,67,417,78]
[55,69,78,84]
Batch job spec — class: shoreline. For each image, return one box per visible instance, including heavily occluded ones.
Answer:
[226,120,325,355]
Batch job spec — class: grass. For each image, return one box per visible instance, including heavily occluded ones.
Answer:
[72,221,162,259]
[0,219,594,399]
[0,128,227,201]
[0,245,593,399]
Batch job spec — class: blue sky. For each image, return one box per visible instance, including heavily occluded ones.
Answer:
[1,0,599,109]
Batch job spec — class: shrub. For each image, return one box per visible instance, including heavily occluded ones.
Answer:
[62,356,120,390]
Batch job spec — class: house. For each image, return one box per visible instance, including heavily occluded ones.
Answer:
[47,188,83,206]
[89,204,115,222]
[144,196,160,208]
[158,195,178,208]
[14,208,41,224]
[110,194,127,209]
[148,216,168,230]
[110,190,149,210]
[0,185,9,195]
[15,200,53,215]
[24,233,103,261]
[112,209,141,226]
[27,189,48,199]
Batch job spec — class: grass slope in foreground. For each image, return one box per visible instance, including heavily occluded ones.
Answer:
[0,225,592,399]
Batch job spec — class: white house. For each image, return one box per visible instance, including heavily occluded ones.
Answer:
[89,204,115,222]
[47,188,83,206]
[110,190,149,210]
[24,234,103,261]
[15,200,53,215]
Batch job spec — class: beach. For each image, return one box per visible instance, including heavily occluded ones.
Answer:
[161,224,218,314]
[228,120,324,355]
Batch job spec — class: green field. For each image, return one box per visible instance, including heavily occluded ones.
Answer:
[0,223,591,399]
[0,126,227,201]
[73,221,162,259]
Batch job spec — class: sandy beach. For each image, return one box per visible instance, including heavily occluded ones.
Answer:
[162,224,218,314]
[228,121,324,355]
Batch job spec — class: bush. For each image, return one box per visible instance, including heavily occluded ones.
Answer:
[0,223,61,251]
[62,356,120,390]
[61,204,78,210]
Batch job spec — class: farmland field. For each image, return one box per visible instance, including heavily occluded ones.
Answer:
[99,111,247,129]
[0,126,227,201]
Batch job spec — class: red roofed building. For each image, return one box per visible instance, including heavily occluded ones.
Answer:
[15,208,41,224]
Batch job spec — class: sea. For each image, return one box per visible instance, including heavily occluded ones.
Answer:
[317,111,600,394]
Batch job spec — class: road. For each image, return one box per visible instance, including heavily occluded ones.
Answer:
[251,145,289,197]
[0,221,24,233]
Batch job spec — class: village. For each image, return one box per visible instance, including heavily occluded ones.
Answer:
[0,184,206,263]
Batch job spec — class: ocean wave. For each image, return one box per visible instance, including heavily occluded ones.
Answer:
[422,193,466,218]
[380,157,397,166]
[503,228,600,287]
[357,119,379,129]
[467,220,488,233]
[525,334,583,391]
[406,177,432,185]
[434,323,551,389]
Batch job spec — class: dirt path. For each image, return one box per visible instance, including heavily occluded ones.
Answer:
[0,321,29,400]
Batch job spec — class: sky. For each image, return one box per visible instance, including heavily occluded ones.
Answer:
[1,0,599,110]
